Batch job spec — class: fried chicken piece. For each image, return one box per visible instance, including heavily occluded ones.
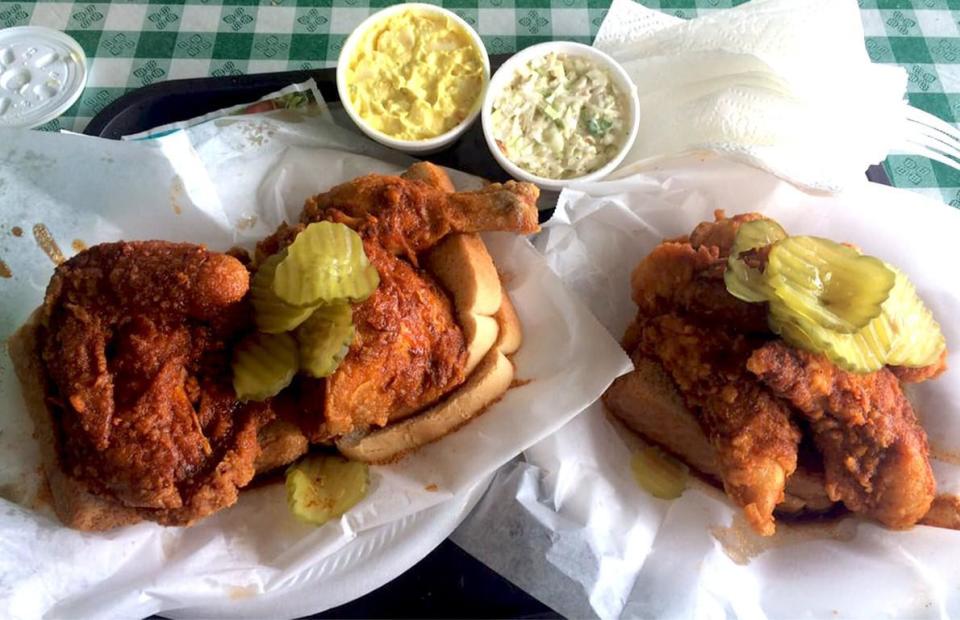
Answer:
[40,242,270,525]
[255,164,534,441]
[325,241,468,436]
[301,164,539,262]
[401,161,456,193]
[629,213,770,334]
[637,315,801,536]
[747,342,935,529]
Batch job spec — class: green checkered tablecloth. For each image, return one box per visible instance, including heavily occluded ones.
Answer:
[4,0,960,202]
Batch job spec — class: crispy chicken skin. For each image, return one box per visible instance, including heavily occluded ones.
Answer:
[40,242,271,525]
[629,216,770,336]
[747,342,936,529]
[301,170,539,262]
[624,212,802,535]
[257,163,539,439]
[325,241,468,436]
[637,315,801,536]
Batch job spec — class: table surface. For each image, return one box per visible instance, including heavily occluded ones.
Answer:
[7,0,960,202]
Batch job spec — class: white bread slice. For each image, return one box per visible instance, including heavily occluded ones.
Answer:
[603,351,836,516]
[457,312,500,376]
[336,347,514,463]
[493,289,522,355]
[8,312,144,531]
[336,234,520,463]
[424,233,503,316]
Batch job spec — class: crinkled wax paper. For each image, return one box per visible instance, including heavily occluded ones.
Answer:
[453,155,960,619]
[0,113,630,619]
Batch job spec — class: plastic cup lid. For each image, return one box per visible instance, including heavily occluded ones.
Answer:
[0,27,88,129]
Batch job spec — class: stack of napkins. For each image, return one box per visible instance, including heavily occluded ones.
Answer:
[594,0,908,191]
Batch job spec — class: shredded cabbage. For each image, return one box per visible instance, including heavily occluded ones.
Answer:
[491,52,627,179]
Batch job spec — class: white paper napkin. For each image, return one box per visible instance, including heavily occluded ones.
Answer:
[593,0,909,192]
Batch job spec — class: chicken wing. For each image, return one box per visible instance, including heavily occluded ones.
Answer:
[747,342,935,528]
[301,164,539,261]
[40,242,270,525]
[637,314,801,536]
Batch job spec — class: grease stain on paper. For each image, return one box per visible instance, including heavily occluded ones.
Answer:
[929,447,960,467]
[227,584,259,600]
[711,513,857,565]
[236,215,258,231]
[920,494,960,531]
[170,176,184,215]
[32,224,65,265]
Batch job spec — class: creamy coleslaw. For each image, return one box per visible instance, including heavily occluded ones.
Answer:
[490,52,628,179]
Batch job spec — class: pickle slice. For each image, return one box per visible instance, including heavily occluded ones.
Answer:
[769,300,889,373]
[877,266,945,368]
[296,303,356,378]
[285,454,369,525]
[630,446,687,500]
[252,252,319,334]
[769,266,945,373]
[232,332,299,402]
[273,221,380,307]
[724,219,788,303]
[766,236,895,334]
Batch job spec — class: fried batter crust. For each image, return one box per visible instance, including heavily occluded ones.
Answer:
[747,342,936,529]
[40,241,270,525]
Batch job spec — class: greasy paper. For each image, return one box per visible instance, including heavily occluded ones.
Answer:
[0,115,630,619]
[453,155,960,619]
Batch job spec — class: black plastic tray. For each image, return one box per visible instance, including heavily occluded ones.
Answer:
[83,52,892,187]
[86,59,891,620]
[85,55,517,186]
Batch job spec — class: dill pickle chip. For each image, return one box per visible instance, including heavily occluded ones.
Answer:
[285,454,369,525]
[232,332,299,402]
[724,219,788,303]
[769,265,945,373]
[769,300,890,373]
[765,236,895,334]
[252,252,319,333]
[273,221,380,307]
[877,266,945,368]
[630,446,687,500]
[296,304,355,378]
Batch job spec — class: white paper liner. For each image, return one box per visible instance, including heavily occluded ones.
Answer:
[453,154,960,619]
[0,115,630,619]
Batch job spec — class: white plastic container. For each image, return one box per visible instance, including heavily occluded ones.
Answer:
[0,27,87,129]
[336,3,490,155]
[481,41,640,191]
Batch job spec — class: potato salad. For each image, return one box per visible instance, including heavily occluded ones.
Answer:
[490,52,628,179]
